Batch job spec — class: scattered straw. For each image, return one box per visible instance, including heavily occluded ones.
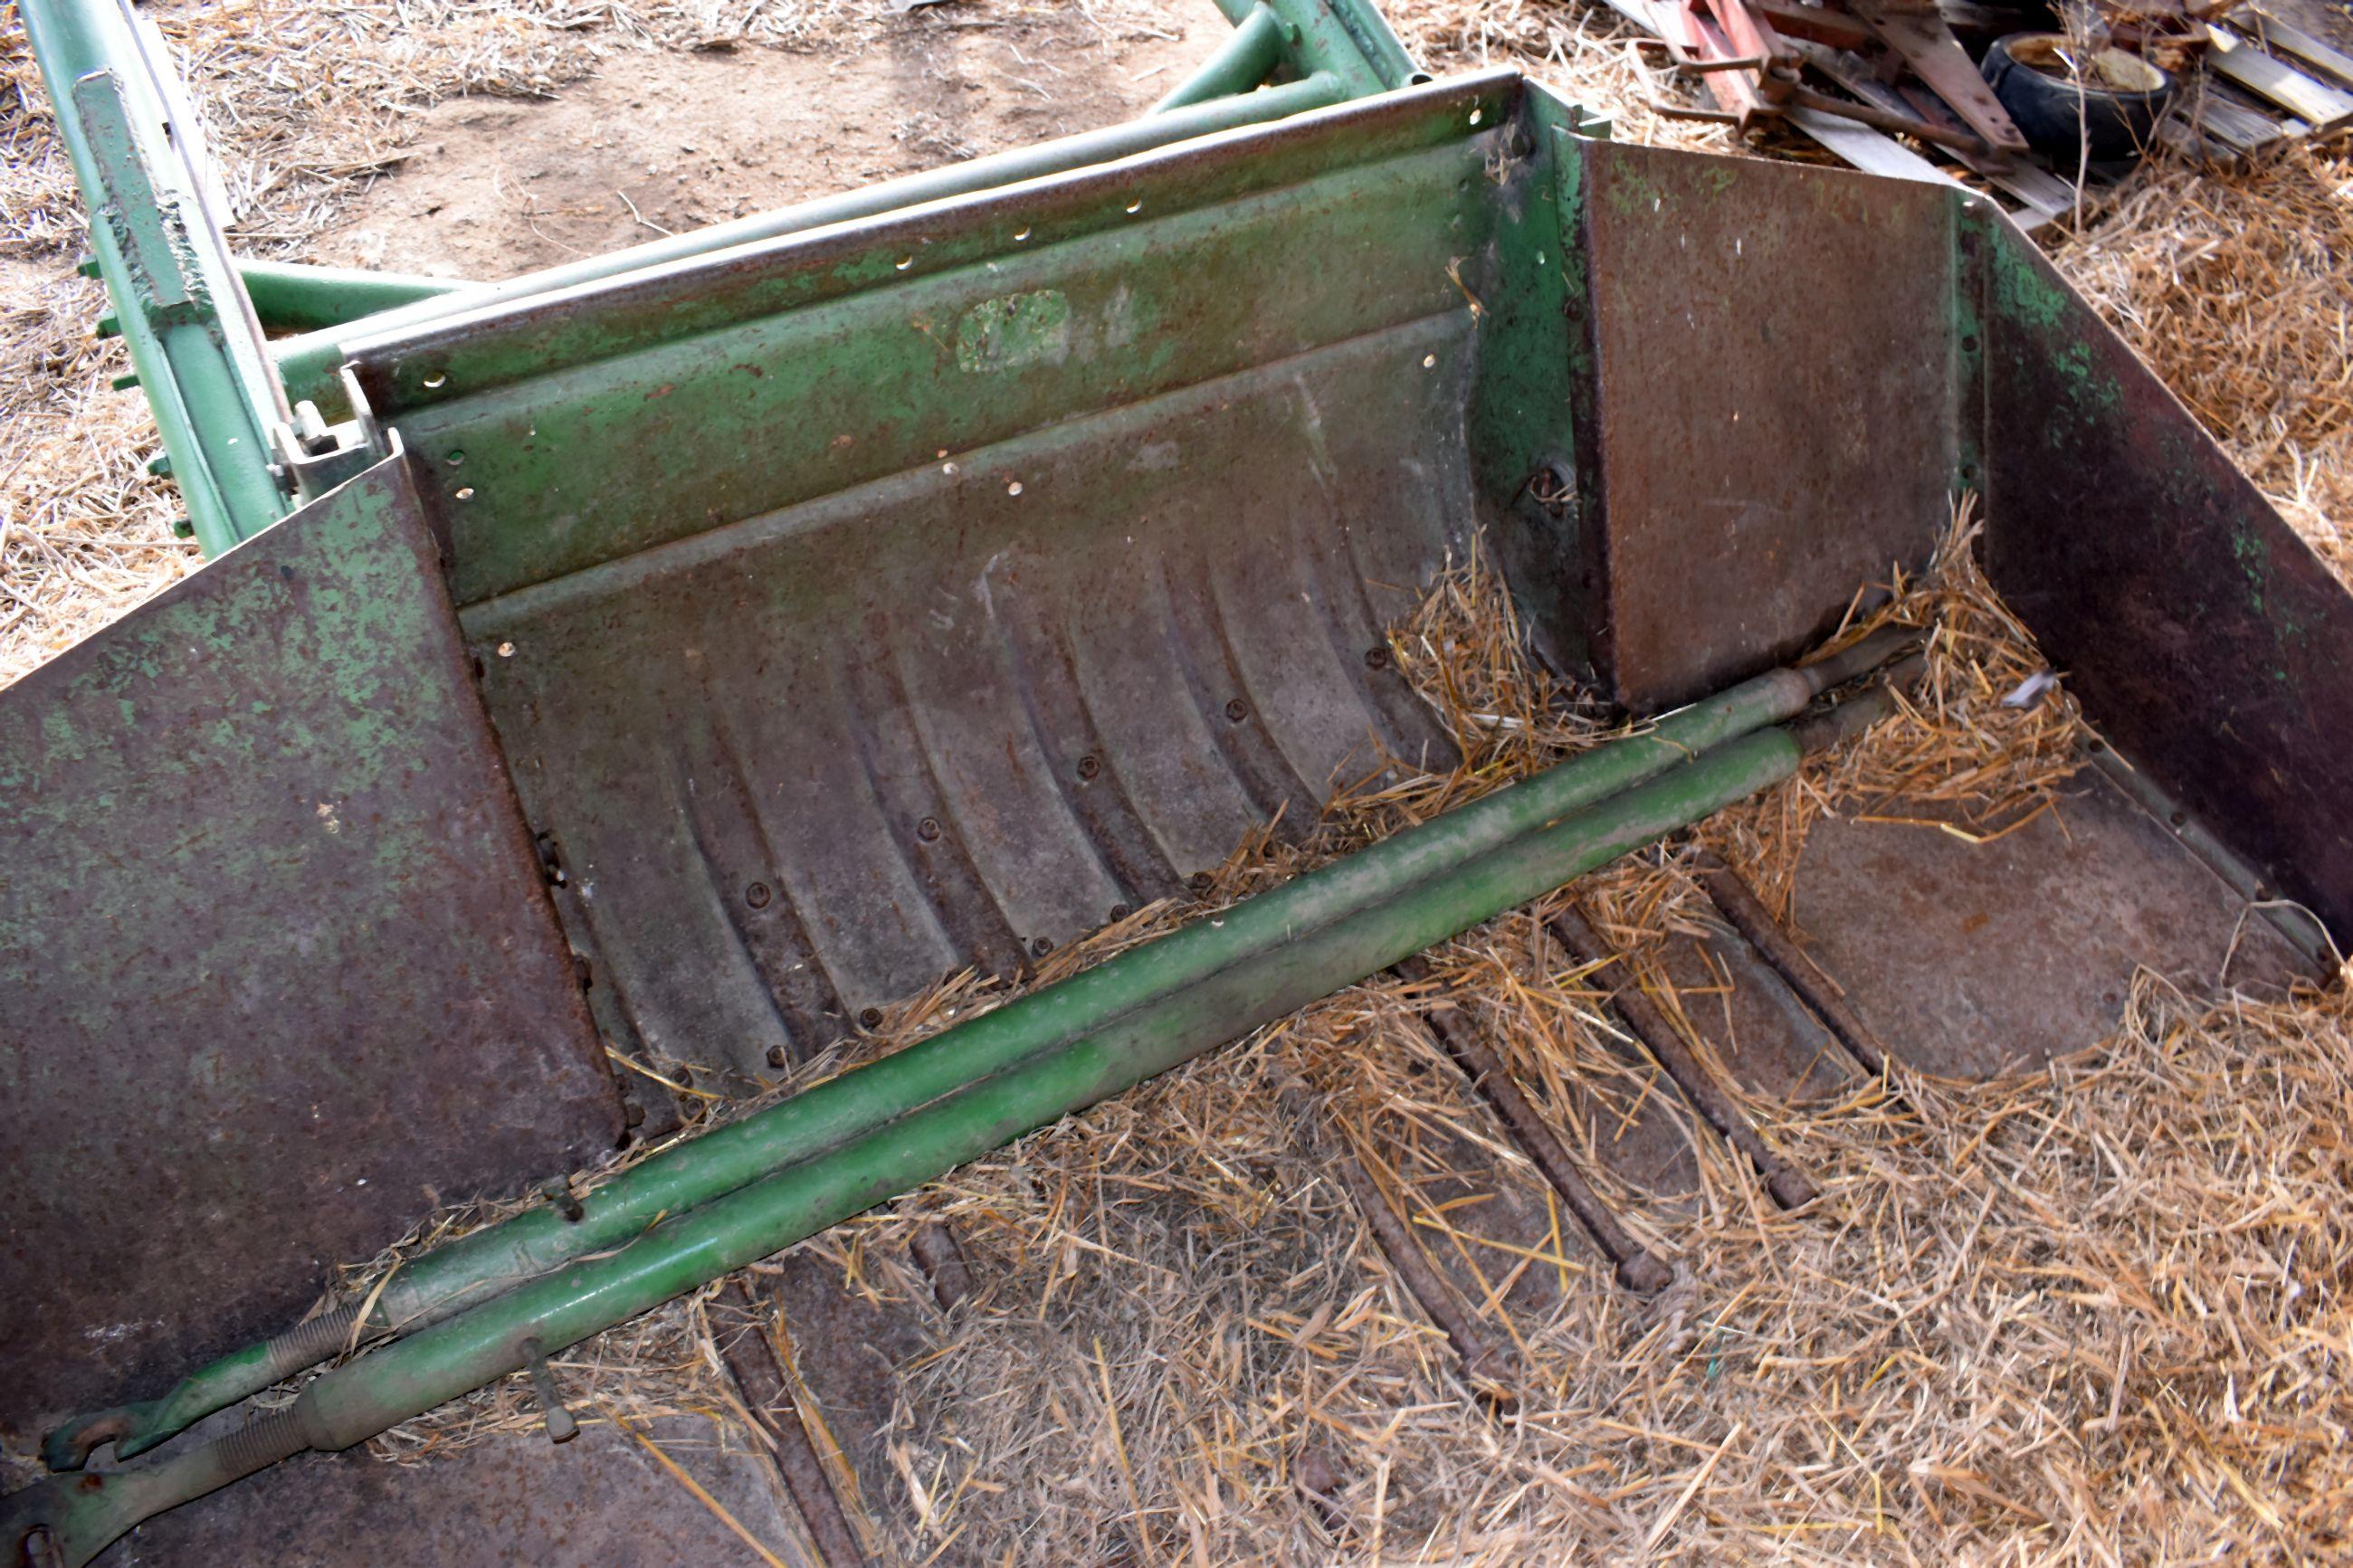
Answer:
[2052,141,2353,581]
[292,514,2348,1563]
[1702,494,2091,918]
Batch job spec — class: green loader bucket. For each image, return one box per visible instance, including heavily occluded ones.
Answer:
[6,14,2352,1561]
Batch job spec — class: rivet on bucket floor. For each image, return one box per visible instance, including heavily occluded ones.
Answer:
[745,881,773,909]
[917,817,942,842]
[1224,698,1249,723]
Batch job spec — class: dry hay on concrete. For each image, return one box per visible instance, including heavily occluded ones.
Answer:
[307,511,2348,1563]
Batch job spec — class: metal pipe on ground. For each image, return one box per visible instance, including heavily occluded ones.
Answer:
[714,1280,868,1568]
[908,1223,976,1313]
[43,629,1911,1474]
[1692,651,1923,1086]
[1547,903,1820,1211]
[7,674,1900,1564]
[1535,660,1913,1212]
[1390,956,1673,1292]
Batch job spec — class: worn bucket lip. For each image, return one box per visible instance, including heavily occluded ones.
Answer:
[339,67,1529,415]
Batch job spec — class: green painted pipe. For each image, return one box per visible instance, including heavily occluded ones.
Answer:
[237,258,465,335]
[6,695,1860,1565]
[271,71,1350,411]
[19,0,291,552]
[1153,5,1285,112]
[44,629,1905,1472]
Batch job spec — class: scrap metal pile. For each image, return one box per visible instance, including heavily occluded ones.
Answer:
[1625,0,2353,228]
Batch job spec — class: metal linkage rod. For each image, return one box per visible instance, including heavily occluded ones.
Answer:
[1153,4,1286,112]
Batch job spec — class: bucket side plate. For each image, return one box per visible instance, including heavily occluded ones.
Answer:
[1977,226,2353,944]
[1568,138,1960,712]
[0,455,620,1432]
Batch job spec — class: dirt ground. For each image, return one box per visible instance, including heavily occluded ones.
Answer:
[309,11,1221,280]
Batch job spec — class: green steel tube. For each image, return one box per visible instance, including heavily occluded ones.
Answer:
[46,630,1907,1472]
[271,71,1349,410]
[1153,5,1285,112]
[316,730,1804,1433]
[237,258,465,335]
[6,713,1821,1566]
[20,0,290,552]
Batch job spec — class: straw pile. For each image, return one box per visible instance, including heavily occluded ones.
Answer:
[2052,141,2353,581]
[311,505,2347,1563]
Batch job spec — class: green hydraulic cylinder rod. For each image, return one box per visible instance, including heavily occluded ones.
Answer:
[43,628,1908,1472]
[5,692,1884,1566]
[1203,0,1419,93]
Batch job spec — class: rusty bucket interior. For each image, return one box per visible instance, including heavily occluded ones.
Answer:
[6,57,2353,1566]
